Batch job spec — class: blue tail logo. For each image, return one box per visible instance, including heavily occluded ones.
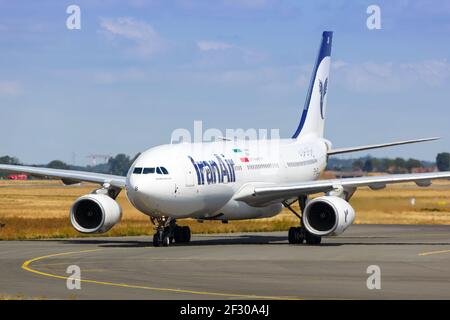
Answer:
[319,78,328,120]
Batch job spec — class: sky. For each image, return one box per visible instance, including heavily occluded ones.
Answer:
[0,0,450,165]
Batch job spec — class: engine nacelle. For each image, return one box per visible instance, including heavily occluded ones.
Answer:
[303,196,355,236]
[70,194,122,234]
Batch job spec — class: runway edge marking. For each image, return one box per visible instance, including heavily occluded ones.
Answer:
[21,249,303,300]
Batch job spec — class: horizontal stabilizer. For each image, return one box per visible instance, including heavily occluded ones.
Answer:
[327,137,439,155]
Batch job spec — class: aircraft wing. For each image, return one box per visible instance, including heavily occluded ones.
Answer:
[0,164,126,188]
[327,137,439,155]
[234,171,450,206]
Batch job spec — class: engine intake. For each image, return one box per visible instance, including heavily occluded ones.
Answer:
[303,196,355,236]
[70,194,122,233]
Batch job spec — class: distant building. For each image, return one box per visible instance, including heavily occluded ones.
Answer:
[411,166,437,173]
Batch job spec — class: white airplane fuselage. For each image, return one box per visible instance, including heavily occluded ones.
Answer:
[126,136,329,220]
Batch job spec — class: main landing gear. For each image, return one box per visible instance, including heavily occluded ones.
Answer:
[151,217,191,247]
[283,196,321,245]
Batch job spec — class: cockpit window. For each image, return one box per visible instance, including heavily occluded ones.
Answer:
[143,167,155,174]
[161,167,169,175]
[133,167,143,174]
[156,167,163,174]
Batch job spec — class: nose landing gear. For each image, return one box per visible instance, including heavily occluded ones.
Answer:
[151,217,191,247]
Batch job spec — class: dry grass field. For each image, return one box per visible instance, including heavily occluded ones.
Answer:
[0,179,449,240]
[0,294,48,300]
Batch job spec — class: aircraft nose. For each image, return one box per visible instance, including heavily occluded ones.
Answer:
[126,173,147,207]
[127,174,142,194]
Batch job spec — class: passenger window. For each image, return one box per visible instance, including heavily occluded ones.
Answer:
[133,167,143,174]
[161,167,169,175]
[156,167,163,174]
[143,167,155,174]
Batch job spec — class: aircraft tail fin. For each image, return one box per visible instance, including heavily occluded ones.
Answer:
[292,31,333,139]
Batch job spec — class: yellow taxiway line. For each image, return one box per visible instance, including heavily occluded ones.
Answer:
[22,249,303,300]
[418,249,450,256]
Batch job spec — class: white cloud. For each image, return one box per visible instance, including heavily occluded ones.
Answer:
[197,40,233,51]
[99,17,166,56]
[332,59,450,92]
[184,66,306,97]
[332,59,349,70]
[402,60,450,87]
[0,81,22,96]
[180,58,450,96]
[195,40,267,66]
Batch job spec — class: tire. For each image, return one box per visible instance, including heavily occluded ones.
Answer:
[153,234,160,247]
[305,232,321,245]
[288,227,296,244]
[182,226,191,243]
[296,227,305,244]
[162,236,170,247]
[174,226,183,243]
[289,227,304,244]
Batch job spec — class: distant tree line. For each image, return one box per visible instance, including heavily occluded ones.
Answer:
[107,153,141,176]
[1,152,449,178]
[327,153,448,173]
[0,156,20,165]
[0,156,21,178]
[351,157,423,173]
[69,153,141,176]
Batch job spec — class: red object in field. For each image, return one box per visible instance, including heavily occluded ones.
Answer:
[7,174,28,180]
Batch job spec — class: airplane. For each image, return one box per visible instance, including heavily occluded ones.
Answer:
[1,31,449,247]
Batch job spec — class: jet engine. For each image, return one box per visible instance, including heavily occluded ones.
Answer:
[302,196,355,236]
[70,194,122,233]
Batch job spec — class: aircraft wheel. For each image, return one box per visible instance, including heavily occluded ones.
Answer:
[182,226,191,243]
[162,235,170,247]
[305,231,321,245]
[173,226,190,243]
[288,227,304,244]
[288,227,296,244]
[153,233,161,247]
[174,226,183,243]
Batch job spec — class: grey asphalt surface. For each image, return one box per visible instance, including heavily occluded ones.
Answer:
[1,224,450,300]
